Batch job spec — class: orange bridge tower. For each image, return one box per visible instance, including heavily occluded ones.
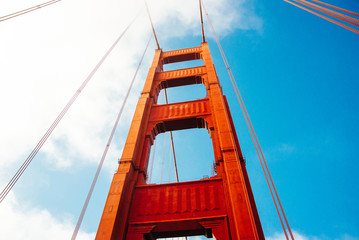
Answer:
[96,42,264,240]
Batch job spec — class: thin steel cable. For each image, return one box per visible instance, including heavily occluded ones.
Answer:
[229,65,293,239]
[0,0,61,23]
[284,0,359,34]
[217,7,294,236]
[222,34,292,239]
[203,9,290,240]
[160,92,167,184]
[1,0,59,19]
[163,90,184,239]
[160,131,167,184]
[294,0,359,27]
[218,54,262,239]
[0,10,141,204]
[164,89,180,182]
[169,132,179,182]
[71,34,152,240]
[168,138,172,182]
[148,91,165,183]
[148,136,157,183]
[202,6,259,239]
[202,2,294,239]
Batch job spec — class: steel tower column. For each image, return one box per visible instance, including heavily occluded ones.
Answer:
[96,43,264,240]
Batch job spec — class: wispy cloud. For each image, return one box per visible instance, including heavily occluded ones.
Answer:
[0,194,95,240]
[0,0,262,175]
[335,235,359,240]
[277,143,296,154]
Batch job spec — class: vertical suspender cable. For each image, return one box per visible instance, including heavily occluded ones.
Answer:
[202,2,295,239]
[145,4,184,236]
[71,34,152,240]
[148,137,157,183]
[169,130,179,182]
[160,129,167,184]
[144,0,181,184]
[0,9,142,204]
[164,89,180,182]
[168,139,172,182]
[160,92,167,184]
[164,89,185,239]
[148,91,165,183]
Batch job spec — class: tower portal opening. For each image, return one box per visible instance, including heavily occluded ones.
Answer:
[147,128,215,184]
[163,58,204,71]
[157,84,207,105]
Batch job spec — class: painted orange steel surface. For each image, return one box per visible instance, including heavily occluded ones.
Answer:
[95,43,264,239]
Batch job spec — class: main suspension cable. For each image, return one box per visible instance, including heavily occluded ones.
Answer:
[199,0,206,43]
[307,0,359,17]
[145,0,160,49]
[295,0,359,24]
[0,0,61,23]
[0,10,141,204]
[202,2,294,239]
[71,34,152,240]
[284,0,359,34]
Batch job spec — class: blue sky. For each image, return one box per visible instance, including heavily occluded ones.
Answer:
[0,0,358,239]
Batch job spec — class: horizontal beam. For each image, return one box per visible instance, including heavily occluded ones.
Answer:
[161,46,202,64]
[149,98,211,123]
[156,66,206,81]
[129,178,226,223]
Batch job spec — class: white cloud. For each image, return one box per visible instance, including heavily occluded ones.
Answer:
[0,0,262,175]
[0,194,95,240]
[277,143,296,154]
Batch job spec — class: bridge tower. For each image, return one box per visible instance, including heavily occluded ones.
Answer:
[95,42,264,240]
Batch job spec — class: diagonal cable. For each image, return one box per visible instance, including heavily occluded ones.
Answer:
[306,0,359,17]
[284,0,359,34]
[295,0,359,24]
[202,1,295,239]
[0,10,141,204]
[144,0,160,49]
[71,34,152,240]
[0,0,61,23]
